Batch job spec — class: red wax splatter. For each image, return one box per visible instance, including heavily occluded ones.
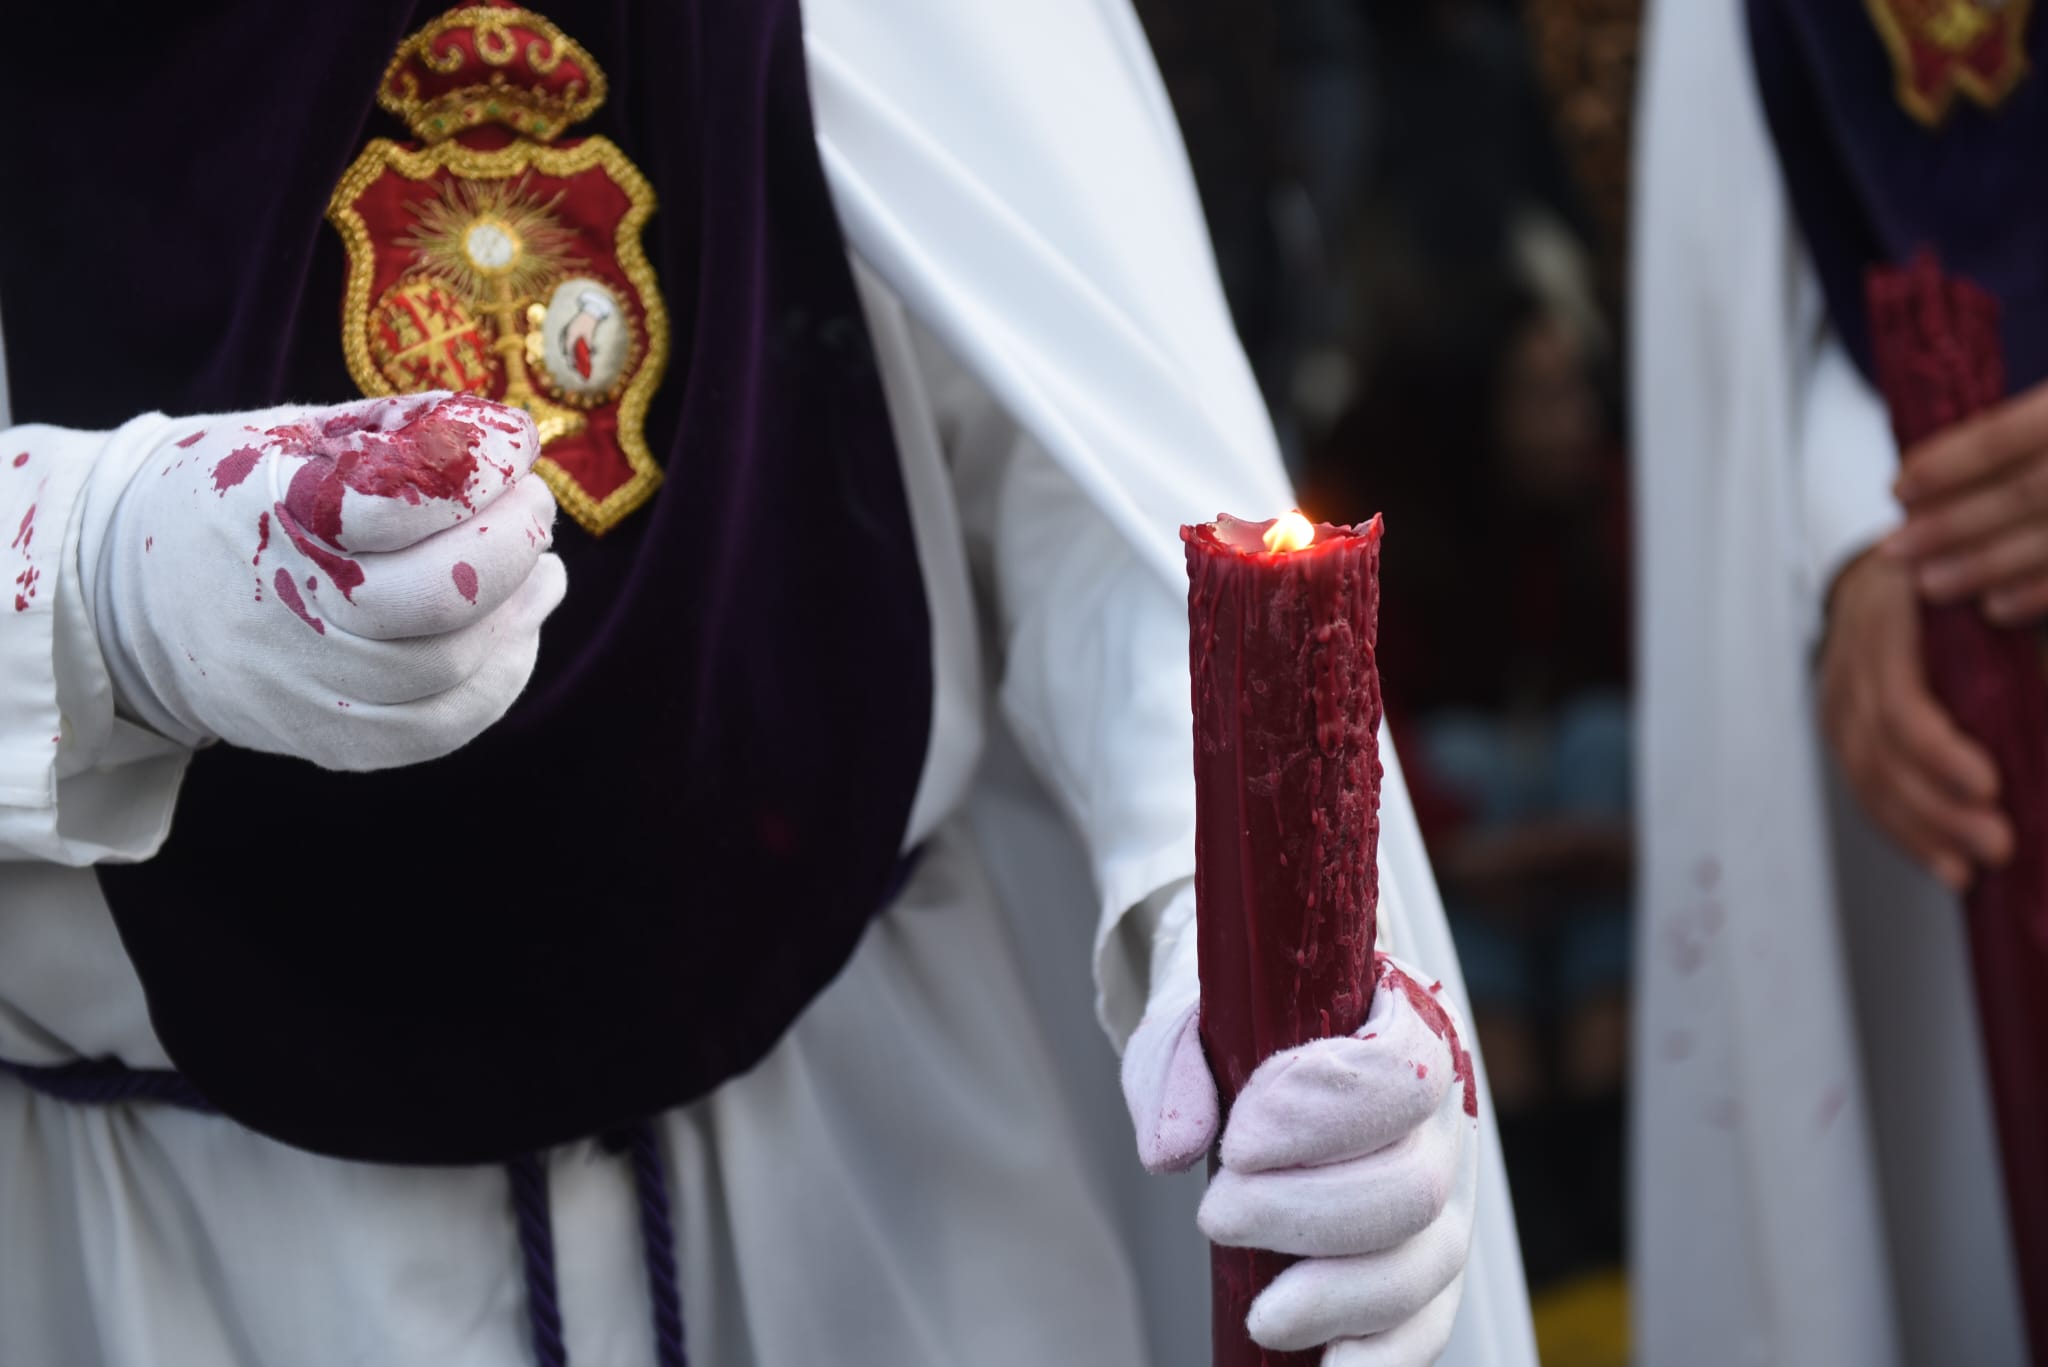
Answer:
[1185,512,1385,1367]
[1815,1084,1848,1132]
[1666,917,1708,976]
[273,569,324,635]
[253,512,270,566]
[10,504,34,552]
[1869,249,2048,1360]
[175,430,207,449]
[273,397,488,547]
[1383,954,1477,1118]
[307,576,318,593]
[451,561,479,603]
[210,446,263,495]
[10,453,26,469]
[146,537,154,553]
[272,503,365,603]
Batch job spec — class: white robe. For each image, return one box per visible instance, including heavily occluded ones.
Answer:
[1631,3,2026,1363]
[0,2,1538,1363]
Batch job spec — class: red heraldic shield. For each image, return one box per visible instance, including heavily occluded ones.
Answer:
[1866,0,2034,126]
[329,3,670,535]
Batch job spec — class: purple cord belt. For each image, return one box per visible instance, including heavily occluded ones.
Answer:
[0,1056,690,1367]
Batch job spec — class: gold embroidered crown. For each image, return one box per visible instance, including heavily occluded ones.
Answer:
[377,2,607,145]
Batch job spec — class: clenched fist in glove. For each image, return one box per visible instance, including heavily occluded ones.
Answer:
[30,392,565,772]
[1124,928,1479,1366]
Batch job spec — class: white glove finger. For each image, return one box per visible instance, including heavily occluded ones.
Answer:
[1202,1097,1464,1257]
[1318,1275,1466,1367]
[259,552,565,772]
[278,474,558,641]
[1244,1204,1469,1349]
[267,394,538,553]
[1221,997,1455,1173]
[1236,1131,1466,1352]
[1121,996,1220,1174]
[311,553,566,770]
[299,552,566,707]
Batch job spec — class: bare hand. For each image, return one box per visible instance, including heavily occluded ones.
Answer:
[1889,379,2048,623]
[1821,549,2013,890]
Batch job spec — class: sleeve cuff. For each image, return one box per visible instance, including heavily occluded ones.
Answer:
[1799,329,1902,641]
[0,422,189,865]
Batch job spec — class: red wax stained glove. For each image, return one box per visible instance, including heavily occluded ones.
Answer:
[53,392,566,771]
[1123,952,1478,1365]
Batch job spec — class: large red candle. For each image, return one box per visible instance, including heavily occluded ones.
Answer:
[1867,251,2048,1364]
[1183,511,1385,1367]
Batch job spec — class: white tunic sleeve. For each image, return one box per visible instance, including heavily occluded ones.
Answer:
[802,0,1291,1043]
[1797,327,1903,640]
[907,319,1198,1045]
[0,422,189,866]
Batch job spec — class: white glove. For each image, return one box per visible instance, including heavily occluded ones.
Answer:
[1123,948,1478,1366]
[68,392,565,771]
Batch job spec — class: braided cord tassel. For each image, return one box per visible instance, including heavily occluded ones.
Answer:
[507,1152,570,1367]
[627,1121,688,1367]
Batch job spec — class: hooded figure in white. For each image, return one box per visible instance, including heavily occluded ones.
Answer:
[0,3,1537,1364]
[1632,2,2029,1362]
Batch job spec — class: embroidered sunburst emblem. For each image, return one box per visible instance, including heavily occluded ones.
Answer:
[401,176,583,300]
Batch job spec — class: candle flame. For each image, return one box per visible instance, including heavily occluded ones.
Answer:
[1262,510,1316,554]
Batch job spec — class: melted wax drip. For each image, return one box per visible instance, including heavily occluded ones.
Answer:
[273,504,365,603]
[211,446,263,495]
[272,569,324,635]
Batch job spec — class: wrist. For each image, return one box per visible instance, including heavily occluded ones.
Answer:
[1824,542,1901,637]
[77,414,206,747]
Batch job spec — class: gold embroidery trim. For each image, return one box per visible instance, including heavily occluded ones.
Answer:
[327,136,669,536]
[378,5,605,144]
[1865,0,2034,126]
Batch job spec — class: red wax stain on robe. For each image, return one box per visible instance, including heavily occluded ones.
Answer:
[451,561,479,604]
[175,430,207,449]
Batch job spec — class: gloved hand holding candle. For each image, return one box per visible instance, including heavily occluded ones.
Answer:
[1123,513,1478,1367]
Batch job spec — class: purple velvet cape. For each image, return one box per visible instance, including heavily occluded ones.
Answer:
[1,1,932,1164]
[1746,0,2048,388]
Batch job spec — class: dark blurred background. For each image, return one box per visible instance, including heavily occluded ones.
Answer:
[1129,2,1641,1361]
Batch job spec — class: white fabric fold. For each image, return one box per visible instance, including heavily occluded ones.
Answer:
[0,422,188,864]
[1798,329,1904,639]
